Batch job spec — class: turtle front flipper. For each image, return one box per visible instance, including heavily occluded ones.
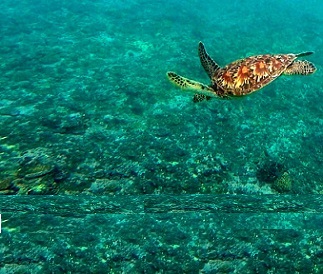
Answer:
[198,42,220,79]
[167,71,217,98]
[284,60,317,75]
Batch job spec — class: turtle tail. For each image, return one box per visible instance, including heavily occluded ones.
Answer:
[284,60,316,75]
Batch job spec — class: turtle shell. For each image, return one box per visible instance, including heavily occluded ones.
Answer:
[214,54,297,96]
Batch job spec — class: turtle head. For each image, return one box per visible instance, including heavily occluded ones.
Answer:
[210,83,230,99]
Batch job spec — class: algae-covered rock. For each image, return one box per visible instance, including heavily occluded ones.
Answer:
[15,148,66,194]
[273,172,292,193]
[17,149,55,179]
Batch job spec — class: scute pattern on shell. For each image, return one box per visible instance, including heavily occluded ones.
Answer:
[214,54,297,96]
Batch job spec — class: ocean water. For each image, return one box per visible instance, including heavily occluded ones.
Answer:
[0,0,323,272]
[1,0,321,195]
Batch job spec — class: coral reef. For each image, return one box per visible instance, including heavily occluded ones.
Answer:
[0,0,321,194]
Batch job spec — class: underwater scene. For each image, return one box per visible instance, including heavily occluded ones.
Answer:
[0,0,322,195]
[0,0,323,272]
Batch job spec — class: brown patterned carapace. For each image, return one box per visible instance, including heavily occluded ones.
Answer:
[214,54,296,96]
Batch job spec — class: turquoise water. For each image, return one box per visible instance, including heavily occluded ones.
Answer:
[1,1,323,273]
[0,0,322,194]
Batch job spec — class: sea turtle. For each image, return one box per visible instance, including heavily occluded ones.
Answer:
[167,42,316,102]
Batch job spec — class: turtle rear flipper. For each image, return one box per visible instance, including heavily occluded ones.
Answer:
[284,60,316,75]
[193,94,212,103]
[296,51,314,57]
[198,42,220,79]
